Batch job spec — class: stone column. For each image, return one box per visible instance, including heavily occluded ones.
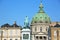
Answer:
[33,35,35,40]
[46,36,48,40]
[35,36,36,40]
[38,36,39,40]
[42,36,44,40]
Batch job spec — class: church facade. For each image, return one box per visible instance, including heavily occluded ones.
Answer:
[30,1,50,40]
[0,0,60,40]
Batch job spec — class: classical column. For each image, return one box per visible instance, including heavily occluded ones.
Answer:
[45,36,48,40]
[33,35,35,40]
[43,36,44,40]
[35,36,36,40]
[38,36,39,40]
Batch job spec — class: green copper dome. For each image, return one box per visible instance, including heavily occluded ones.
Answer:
[31,3,50,24]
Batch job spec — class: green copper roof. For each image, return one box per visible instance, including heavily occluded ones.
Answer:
[31,1,50,24]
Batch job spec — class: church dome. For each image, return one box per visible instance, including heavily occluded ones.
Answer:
[31,3,50,24]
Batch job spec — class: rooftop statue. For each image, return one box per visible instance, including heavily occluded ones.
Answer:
[24,16,29,28]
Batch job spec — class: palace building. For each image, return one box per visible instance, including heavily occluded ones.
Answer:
[0,0,60,40]
[51,22,60,40]
[0,22,21,40]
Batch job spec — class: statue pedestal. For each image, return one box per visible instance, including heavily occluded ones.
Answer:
[22,28,30,40]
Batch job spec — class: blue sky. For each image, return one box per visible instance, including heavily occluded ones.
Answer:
[0,0,60,26]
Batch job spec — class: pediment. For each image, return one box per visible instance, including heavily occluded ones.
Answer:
[37,32,44,34]
[35,32,47,35]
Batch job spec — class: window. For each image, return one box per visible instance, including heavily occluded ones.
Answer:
[40,36,42,39]
[16,30,19,34]
[36,36,38,39]
[23,34,29,39]
[54,31,57,40]
[40,27,42,32]
[4,39,6,40]
[54,31,57,36]
[3,31,7,36]
[44,36,46,40]
[10,30,13,37]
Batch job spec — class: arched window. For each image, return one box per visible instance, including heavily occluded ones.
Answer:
[40,36,42,39]
[36,36,38,39]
